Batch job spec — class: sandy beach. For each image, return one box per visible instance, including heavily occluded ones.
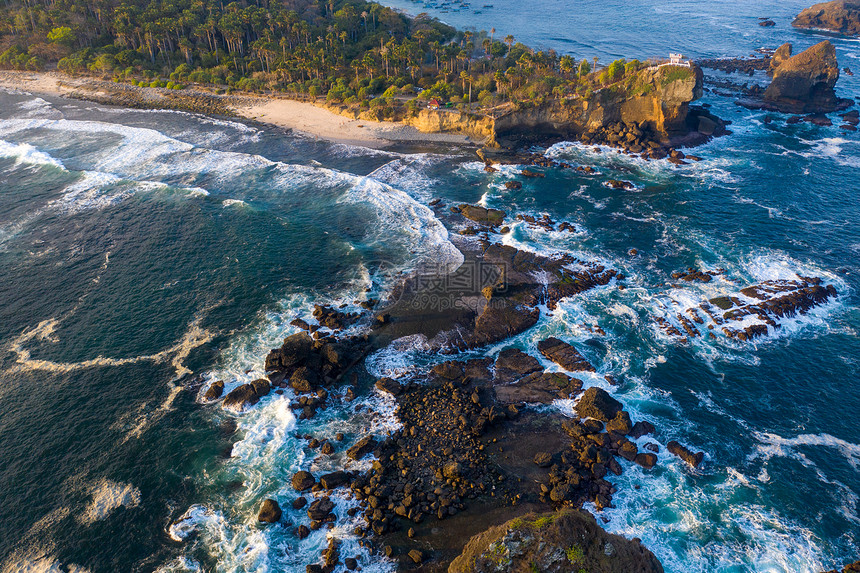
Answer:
[0,70,472,149]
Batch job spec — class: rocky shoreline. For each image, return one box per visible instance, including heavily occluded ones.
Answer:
[5,67,726,157]
[194,181,840,571]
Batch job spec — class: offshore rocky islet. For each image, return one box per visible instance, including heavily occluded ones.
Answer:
[198,194,840,571]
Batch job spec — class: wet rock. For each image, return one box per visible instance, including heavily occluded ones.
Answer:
[537,337,596,372]
[292,471,316,491]
[618,441,639,462]
[290,367,319,393]
[456,204,506,226]
[257,499,282,523]
[634,453,657,469]
[495,372,582,404]
[292,497,308,510]
[629,420,656,439]
[505,181,522,190]
[408,549,425,564]
[667,440,705,467]
[467,298,540,349]
[575,387,623,422]
[307,496,335,521]
[320,471,350,490]
[605,411,633,434]
[297,524,310,539]
[346,435,377,461]
[375,377,402,396]
[521,169,545,178]
[606,179,635,190]
[265,332,312,371]
[204,380,224,400]
[493,348,543,383]
[222,379,270,411]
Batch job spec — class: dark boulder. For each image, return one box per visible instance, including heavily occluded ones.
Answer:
[223,379,270,411]
[634,453,657,469]
[493,348,543,383]
[629,420,656,439]
[292,471,315,491]
[375,377,402,396]
[265,332,312,371]
[204,380,224,400]
[307,496,335,521]
[346,435,377,461]
[667,440,705,467]
[494,372,582,404]
[319,471,350,490]
[290,367,319,393]
[456,204,506,226]
[257,499,282,523]
[537,337,596,372]
[575,387,623,421]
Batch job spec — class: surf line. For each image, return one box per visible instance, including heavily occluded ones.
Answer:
[7,316,213,379]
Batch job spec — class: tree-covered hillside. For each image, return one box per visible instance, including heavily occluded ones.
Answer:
[0,0,685,117]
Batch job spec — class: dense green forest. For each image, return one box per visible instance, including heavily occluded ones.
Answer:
[0,0,677,116]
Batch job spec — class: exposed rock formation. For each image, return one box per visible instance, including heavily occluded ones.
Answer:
[492,64,707,148]
[763,41,840,113]
[257,499,282,523]
[448,509,664,573]
[821,560,860,573]
[793,1,860,35]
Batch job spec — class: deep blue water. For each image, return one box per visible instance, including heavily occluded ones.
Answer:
[1,2,859,571]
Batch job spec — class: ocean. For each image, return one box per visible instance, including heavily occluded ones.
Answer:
[0,1,858,571]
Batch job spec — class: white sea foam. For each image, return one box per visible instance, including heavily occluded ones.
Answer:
[751,432,860,471]
[78,479,141,524]
[0,139,65,169]
[339,176,463,274]
[0,555,91,573]
[364,153,443,201]
[365,334,431,378]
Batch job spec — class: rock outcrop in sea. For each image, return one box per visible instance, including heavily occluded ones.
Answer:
[793,1,860,35]
[448,509,664,573]
[490,64,721,150]
[763,41,841,113]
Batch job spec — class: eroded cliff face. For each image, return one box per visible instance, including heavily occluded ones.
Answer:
[793,1,860,35]
[490,64,704,146]
[325,65,706,148]
[405,109,495,139]
[764,41,840,113]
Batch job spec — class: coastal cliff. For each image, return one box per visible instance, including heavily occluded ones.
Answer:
[334,63,713,151]
[793,1,860,35]
[493,64,703,143]
[763,41,841,113]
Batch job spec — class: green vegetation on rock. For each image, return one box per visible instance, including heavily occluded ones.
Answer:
[0,0,695,122]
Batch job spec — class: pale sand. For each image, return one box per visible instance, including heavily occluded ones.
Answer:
[236,99,473,149]
[0,70,473,149]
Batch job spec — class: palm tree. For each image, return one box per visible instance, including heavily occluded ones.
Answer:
[490,27,495,43]
[504,34,514,48]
